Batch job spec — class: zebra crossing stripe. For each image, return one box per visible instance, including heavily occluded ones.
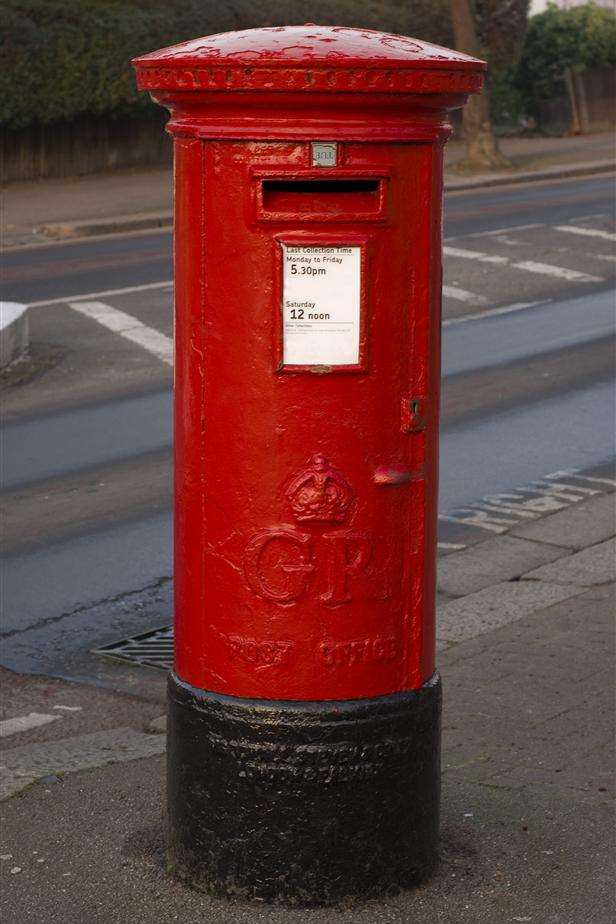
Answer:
[444,245,604,283]
[444,246,508,265]
[442,300,545,327]
[452,222,545,239]
[512,261,602,283]
[442,285,488,306]
[554,225,616,243]
[68,300,173,366]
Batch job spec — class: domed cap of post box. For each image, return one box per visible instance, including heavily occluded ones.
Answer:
[133,25,485,141]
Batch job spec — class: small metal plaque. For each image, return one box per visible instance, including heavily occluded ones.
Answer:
[311,142,337,168]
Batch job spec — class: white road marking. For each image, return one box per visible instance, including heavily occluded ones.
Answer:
[0,713,61,738]
[56,283,553,359]
[569,212,610,223]
[68,300,173,366]
[444,246,508,265]
[547,470,616,488]
[472,500,540,518]
[29,279,173,309]
[52,705,82,712]
[523,482,595,508]
[594,254,616,263]
[447,222,544,240]
[442,300,546,327]
[513,260,603,283]
[442,285,487,306]
[491,235,524,246]
[444,245,604,283]
[554,225,616,242]
[438,542,466,550]
[440,510,513,533]
[439,470,606,534]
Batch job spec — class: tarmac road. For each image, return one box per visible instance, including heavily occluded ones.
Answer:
[1,173,614,305]
[1,172,615,686]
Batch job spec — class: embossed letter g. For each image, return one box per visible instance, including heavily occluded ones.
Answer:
[243,528,314,603]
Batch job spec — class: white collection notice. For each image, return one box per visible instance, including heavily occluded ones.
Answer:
[282,245,361,366]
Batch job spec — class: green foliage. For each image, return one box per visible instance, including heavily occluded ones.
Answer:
[1,0,171,127]
[488,68,525,127]
[0,0,452,130]
[515,1,616,115]
[474,0,530,72]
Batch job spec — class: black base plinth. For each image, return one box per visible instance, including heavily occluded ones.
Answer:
[167,671,441,906]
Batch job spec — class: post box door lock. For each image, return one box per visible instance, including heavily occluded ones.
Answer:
[401,397,428,433]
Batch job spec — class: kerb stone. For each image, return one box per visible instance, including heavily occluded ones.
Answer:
[511,492,615,550]
[437,581,583,644]
[523,538,616,586]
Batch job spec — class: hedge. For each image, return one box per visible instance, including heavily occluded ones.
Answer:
[0,0,452,130]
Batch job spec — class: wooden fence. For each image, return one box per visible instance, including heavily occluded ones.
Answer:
[2,115,171,183]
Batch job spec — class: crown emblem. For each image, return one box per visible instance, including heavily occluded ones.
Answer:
[286,454,354,524]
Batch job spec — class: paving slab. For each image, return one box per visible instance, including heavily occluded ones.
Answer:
[579,580,616,601]
[0,728,166,800]
[437,580,583,645]
[523,538,616,586]
[439,587,615,807]
[437,535,567,597]
[0,668,164,748]
[511,491,616,550]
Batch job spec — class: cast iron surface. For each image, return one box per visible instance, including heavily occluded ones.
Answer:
[133,25,485,142]
[133,25,484,101]
[167,671,441,906]
[131,27,484,704]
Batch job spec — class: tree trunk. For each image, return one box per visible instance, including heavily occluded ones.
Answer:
[564,67,582,135]
[450,0,511,171]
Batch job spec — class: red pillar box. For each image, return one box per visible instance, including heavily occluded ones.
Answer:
[134,26,484,906]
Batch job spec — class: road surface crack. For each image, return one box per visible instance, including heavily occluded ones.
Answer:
[0,576,172,639]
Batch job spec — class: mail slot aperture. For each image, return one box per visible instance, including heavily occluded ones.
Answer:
[258,176,385,220]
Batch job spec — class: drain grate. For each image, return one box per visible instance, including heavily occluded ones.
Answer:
[94,625,173,670]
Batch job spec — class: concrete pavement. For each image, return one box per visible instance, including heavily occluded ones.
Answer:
[1,488,614,921]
